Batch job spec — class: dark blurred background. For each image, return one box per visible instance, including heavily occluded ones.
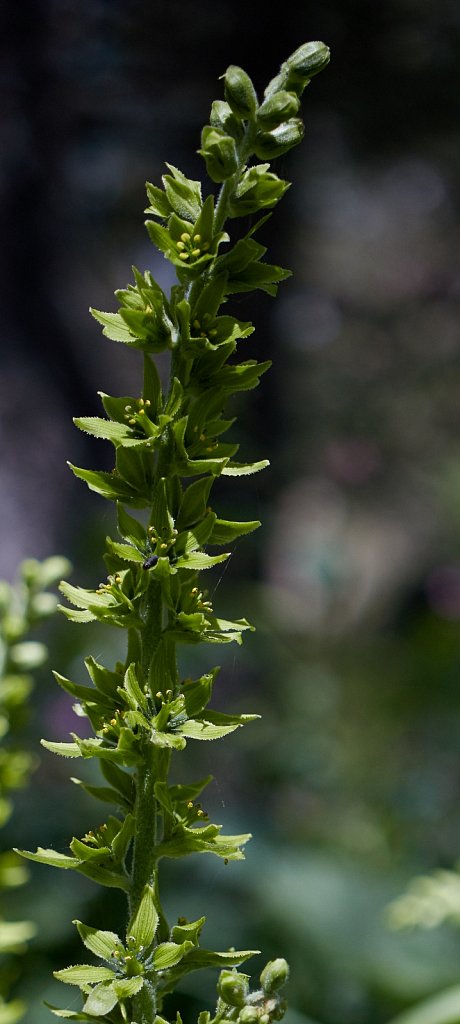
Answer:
[2,1,460,1022]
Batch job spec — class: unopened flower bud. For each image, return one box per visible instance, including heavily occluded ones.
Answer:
[210,101,244,141]
[257,91,300,129]
[238,1007,259,1024]
[199,127,238,183]
[218,969,249,1007]
[223,65,258,120]
[254,119,304,160]
[286,41,330,81]
[260,958,290,995]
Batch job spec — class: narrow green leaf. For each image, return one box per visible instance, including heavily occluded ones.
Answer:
[54,966,116,986]
[171,916,206,945]
[221,460,269,476]
[105,539,145,563]
[71,778,129,809]
[90,308,134,343]
[177,712,259,741]
[153,940,194,970]
[113,977,144,999]
[68,464,140,504]
[16,848,79,869]
[74,418,131,444]
[41,740,81,758]
[208,519,260,544]
[74,920,121,961]
[175,551,229,571]
[127,884,159,949]
[44,1005,101,1022]
[124,663,148,712]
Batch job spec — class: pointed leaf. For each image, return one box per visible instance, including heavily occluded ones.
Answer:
[90,308,135,343]
[209,519,260,544]
[74,418,131,443]
[153,940,194,970]
[17,848,79,869]
[127,885,159,949]
[175,552,229,571]
[74,921,121,961]
[221,460,269,476]
[54,966,116,986]
[41,740,81,758]
[113,977,144,999]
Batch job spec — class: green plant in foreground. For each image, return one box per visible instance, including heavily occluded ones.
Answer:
[0,557,69,1023]
[19,42,330,1024]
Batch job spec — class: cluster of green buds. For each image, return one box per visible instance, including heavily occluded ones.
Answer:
[200,41,330,185]
[215,959,289,1024]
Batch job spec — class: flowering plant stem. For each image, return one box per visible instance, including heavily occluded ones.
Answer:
[19,42,329,1024]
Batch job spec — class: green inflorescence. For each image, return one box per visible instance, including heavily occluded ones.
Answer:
[19,42,329,1024]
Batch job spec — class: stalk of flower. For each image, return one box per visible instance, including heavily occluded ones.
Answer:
[18,42,330,1024]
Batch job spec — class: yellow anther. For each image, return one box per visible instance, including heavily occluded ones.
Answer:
[193,319,200,329]
[199,433,206,441]
[187,801,194,809]
[197,809,204,817]
[139,398,144,405]
[179,252,190,260]
[129,418,136,425]
[180,232,191,242]
[176,241,185,250]
[125,405,132,411]
[191,248,201,257]
[160,542,168,550]
[145,399,151,407]
[209,329,218,337]
[191,587,198,595]
[193,234,201,242]
[156,691,163,699]
[145,304,152,313]
[110,718,117,727]
[139,408,145,414]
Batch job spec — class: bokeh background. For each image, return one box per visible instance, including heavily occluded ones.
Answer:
[2,1,460,1022]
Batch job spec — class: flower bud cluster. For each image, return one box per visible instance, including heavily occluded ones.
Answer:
[217,959,289,1024]
[199,42,329,184]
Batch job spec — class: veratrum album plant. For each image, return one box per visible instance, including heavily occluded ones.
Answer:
[19,43,330,1024]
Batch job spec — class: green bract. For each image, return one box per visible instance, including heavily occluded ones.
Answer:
[19,42,329,1024]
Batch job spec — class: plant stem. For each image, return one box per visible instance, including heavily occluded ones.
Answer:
[131,578,170,1023]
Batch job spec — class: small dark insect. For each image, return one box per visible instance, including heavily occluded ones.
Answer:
[142,555,159,570]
